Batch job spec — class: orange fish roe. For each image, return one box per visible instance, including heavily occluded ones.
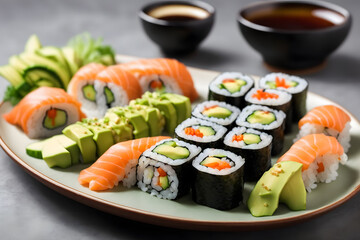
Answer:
[184,127,204,138]
[252,89,279,100]
[204,160,231,170]
[275,76,291,89]
[232,134,244,142]
[222,78,236,83]
[150,80,163,89]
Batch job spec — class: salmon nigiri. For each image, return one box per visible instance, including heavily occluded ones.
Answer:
[278,134,347,192]
[78,136,170,191]
[120,58,199,102]
[296,105,351,152]
[3,87,85,139]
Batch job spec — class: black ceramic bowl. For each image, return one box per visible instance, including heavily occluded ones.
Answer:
[238,0,352,71]
[139,1,215,54]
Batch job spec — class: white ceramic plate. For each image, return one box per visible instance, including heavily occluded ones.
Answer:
[0,57,359,230]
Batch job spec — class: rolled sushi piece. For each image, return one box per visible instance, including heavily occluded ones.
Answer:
[296,105,351,152]
[192,100,240,129]
[244,88,293,133]
[224,127,272,182]
[68,64,142,118]
[3,87,85,139]
[137,138,201,200]
[175,117,227,149]
[192,148,245,210]
[208,72,254,108]
[236,104,286,155]
[259,73,308,121]
[120,58,199,102]
[277,134,348,192]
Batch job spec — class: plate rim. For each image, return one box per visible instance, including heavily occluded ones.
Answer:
[0,76,359,231]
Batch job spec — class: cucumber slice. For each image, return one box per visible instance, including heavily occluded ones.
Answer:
[20,52,71,89]
[9,55,28,73]
[0,65,31,96]
[22,66,64,89]
[25,34,42,52]
[43,108,67,129]
[26,140,46,159]
[243,133,261,145]
[36,46,72,78]
[104,86,114,105]
[61,47,79,76]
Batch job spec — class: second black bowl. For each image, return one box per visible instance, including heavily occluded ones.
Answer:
[139,1,215,55]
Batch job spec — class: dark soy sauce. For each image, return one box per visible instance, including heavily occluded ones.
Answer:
[245,4,345,30]
[158,15,202,21]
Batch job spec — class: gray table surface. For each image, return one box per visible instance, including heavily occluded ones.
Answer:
[0,0,359,239]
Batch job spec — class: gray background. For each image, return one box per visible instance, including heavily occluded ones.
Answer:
[0,0,359,239]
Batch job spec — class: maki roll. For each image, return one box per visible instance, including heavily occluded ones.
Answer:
[192,148,245,210]
[244,88,292,133]
[192,100,240,129]
[137,138,201,200]
[3,87,85,139]
[175,117,227,149]
[259,73,308,121]
[236,105,286,155]
[224,127,272,182]
[208,72,254,108]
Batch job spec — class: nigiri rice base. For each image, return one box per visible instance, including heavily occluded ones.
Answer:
[302,153,348,192]
[295,122,351,152]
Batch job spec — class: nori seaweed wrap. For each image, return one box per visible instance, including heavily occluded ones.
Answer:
[236,105,286,156]
[259,73,308,122]
[223,127,272,182]
[174,117,227,149]
[208,72,254,108]
[192,148,245,210]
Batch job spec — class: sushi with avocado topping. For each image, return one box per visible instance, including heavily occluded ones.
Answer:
[192,100,240,129]
[137,138,201,199]
[236,105,286,155]
[244,88,293,133]
[208,72,254,108]
[224,127,272,182]
[192,148,245,210]
[175,117,227,149]
[259,73,308,121]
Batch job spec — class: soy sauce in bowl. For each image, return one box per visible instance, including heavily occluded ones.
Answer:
[242,2,346,31]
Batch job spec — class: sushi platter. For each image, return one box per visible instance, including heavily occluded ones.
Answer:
[0,55,359,230]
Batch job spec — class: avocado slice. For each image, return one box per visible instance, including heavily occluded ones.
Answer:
[43,108,67,129]
[0,65,31,96]
[9,55,28,73]
[99,116,133,143]
[23,66,64,89]
[247,110,276,125]
[247,161,306,217]
[50,134,80,165]
[161,93,191,125]
[61,46,79,76]
[129,105,164,137]
[36,46,71,77]
[62,124,97,163]
[153,141,190,160]
[78,122,114,157]
[243,133,261,145]
[219,79,247,93]
[202,106,232,119]
[159,176,169,190]
[200,156,222,166]
[42,139,72,168]
[198,126,215,136]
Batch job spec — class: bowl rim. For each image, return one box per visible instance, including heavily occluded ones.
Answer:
[237,0,352,34]
[139,0,215,27]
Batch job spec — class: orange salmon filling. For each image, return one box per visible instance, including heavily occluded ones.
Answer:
[204,160,231,170]
[275,77,291,89]
[252,89,279,100]
[184,127,204,138]
[232,134,244,142]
